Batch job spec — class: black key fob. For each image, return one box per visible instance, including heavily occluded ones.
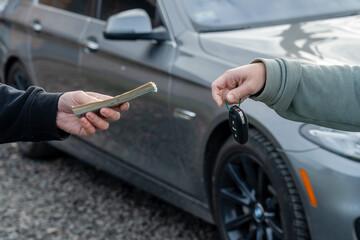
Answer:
[229,105,248,144]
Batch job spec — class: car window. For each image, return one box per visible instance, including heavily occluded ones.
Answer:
[39,0,91,16]
[99,0,160,27]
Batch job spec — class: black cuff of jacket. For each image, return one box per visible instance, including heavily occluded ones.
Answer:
[28,92,70,141]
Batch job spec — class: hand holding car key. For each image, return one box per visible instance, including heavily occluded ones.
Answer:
[212,68,252,144]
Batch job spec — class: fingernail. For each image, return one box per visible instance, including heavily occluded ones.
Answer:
[101,108,109,115]
[81,117,88,126]
[228,94,235,102]
[87,112,95,120]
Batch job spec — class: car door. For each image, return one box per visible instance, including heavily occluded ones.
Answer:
[27,0,93,92]
[78,0,185,189]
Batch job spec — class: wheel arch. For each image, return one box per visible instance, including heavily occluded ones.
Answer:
[4,56,22,84]
[211,128,311,239]
[203,115,289,219]
[203,119,231,219]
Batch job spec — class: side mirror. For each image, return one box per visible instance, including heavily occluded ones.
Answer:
[103,8,169,41]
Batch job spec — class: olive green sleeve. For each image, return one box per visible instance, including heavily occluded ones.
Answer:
[251,58,360,132]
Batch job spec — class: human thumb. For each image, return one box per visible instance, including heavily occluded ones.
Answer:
[226,85,246,104]
[73,91,99,105]
[227,78,258,103]
[58,91,99,112]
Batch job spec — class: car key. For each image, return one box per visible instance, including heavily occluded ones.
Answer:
[229,105,248,144]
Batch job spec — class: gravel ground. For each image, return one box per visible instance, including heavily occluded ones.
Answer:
[0,143,218,240]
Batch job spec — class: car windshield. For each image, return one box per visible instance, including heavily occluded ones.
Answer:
[182,0,360,32]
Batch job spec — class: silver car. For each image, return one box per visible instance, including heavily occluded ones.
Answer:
[1,0,360,239]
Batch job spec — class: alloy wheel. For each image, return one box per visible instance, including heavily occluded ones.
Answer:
[218,153,284,240]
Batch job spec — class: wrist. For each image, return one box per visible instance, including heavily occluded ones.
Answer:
[251,62,266,97]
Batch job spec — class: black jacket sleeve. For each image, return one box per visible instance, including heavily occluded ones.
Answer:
[0,84,69,144]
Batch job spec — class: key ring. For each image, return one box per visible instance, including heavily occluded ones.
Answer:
[225,99,241,111]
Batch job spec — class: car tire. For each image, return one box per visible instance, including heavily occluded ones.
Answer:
[212,129,310,240]
[6,61,60,158]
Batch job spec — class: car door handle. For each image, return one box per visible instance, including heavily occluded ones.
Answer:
[173,108,196,120]
[32,20,42,32]
[85,38,99,52]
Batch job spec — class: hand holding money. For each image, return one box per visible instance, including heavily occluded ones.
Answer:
[56,91,130,136]
[56,82,157,136]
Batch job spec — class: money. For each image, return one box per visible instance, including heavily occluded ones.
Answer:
[72,82,157,118]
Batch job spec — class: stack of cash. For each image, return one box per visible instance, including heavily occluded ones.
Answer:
[72,82,158,118]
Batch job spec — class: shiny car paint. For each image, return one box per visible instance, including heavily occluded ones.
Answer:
[1,0,360,239]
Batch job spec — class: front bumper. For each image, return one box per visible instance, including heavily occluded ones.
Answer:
[286,147,360,240]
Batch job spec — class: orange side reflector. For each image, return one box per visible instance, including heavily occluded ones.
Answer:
[299,169,318,207]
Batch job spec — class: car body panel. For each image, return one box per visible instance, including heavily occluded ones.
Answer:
[287,149,360,240]
[199,15,360,66]
[52,135,214,222]
[27,2,90,91]
[1,0,360,238]
[0,0,32,82]
[77,17,191,196]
